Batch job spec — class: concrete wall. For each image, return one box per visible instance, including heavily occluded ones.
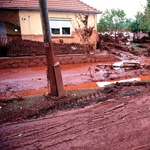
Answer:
[19,11,97,49]
[0,54,120,69]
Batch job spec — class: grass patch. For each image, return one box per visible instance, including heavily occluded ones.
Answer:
[66,87,104,97]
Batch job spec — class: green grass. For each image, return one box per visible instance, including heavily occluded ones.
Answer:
[66,87,104,97]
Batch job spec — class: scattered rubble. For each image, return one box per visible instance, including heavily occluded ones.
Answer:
[92,60,150,82]
[98,33,150,58]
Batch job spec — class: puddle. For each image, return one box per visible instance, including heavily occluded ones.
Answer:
[96,77,140,87]
[1,75,150,100]
[0,88,49,100]
[116,68,125,71]
[1,61,150,99]
[0,62,118,81]
[112,60,141,71]
[64,82,99,90]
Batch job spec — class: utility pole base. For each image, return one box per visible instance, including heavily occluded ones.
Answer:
[54,62,65,97]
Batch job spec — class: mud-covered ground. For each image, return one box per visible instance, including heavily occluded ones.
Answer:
[1,36,150,149]
[0,81,150,150]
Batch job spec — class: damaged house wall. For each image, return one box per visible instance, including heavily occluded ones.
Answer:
[19,11,98,49]
[0,0,101,49]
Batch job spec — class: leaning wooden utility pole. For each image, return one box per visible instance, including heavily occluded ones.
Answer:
[38,0,62,96]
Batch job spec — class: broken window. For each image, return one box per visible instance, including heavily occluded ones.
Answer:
[50,18,71,36]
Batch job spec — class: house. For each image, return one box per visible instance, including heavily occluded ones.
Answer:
[0,0,101,49]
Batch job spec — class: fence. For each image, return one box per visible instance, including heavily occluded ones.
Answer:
[0,37,8,47]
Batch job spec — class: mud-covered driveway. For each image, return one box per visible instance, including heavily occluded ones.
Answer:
[0,87,150,150]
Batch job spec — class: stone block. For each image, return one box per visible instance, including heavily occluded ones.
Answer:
[33,59,41,63]
[73,58,81,64]
[0,63,7,69]
[13,63,20,68]
[90,58,95,62]
[22,59,30,63]
[43,58,46,61]
[19,63,29,67]
[15,59,23,63]
[81,56,87,59]
[95,58,100,62]
[64,56,72,60]
[6,64,13,68]
[43,62,47,65]
[37,62,45,66]
[29,62,36,67]
[7,60,15,64]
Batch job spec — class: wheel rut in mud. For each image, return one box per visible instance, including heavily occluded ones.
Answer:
[0,81,150,150]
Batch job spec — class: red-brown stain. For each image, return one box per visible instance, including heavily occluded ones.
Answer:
[1,75,150,99]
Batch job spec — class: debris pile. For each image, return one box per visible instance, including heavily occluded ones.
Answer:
[92,61,150,82]
[97,33,150,58]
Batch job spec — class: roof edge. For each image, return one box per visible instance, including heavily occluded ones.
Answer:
[78,0,100,13]
[0,7,102,14]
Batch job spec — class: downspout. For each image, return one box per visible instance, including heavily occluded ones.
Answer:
[28,15,31,40]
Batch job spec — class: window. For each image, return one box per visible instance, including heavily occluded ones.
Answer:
[50,18,71,36]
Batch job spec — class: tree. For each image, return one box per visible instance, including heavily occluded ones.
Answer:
[74,14,95,77]
[135,0,150,37]
[131,20,139,32]
[97,8,127,37]
[124,18,133,31]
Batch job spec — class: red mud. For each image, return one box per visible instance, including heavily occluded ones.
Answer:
[0,83,150,149]
[5,39,86,57]
[1,59,150,98]
[0,62,115,97]
[1,37,150,149]
[0,59,150,150]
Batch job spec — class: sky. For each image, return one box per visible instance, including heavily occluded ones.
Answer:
[81,0,147,22]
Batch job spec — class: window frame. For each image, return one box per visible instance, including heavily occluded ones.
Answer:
[49,18,72,36]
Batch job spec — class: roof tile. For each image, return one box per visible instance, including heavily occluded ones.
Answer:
[0,0,101,13]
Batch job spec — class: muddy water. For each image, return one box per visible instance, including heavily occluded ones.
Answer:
[0,62,118,82]
[1,61,150,99]
[0,66,47,81]
[1,75,150,100]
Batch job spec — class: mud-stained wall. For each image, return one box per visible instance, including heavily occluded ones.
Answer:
[19,11,97,49]
[0,54,120,69]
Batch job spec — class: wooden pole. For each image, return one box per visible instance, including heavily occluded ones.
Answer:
[38,0,58,96]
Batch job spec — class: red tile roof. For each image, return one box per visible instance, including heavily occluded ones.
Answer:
[0,0,101,14]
